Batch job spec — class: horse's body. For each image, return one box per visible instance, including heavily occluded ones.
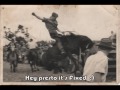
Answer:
[39,49,71,74]
[40,33,94,76]
[27,48,40,72]
[7,50,18,72]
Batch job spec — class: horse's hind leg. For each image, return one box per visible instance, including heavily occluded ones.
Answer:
[35,61,39,71]
[53,62,60,74]
[10,63,12,72]
[13,64,16,72]
[53,68,59,74]
[13,61,17,72]
[30,64,34,72]
[36,65,39,71]
[11,63,15,72]
[10,61,13,72]
[34,64,36,71]
[15,60,18,67]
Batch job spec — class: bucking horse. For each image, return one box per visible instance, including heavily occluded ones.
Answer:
[39,32,94,76]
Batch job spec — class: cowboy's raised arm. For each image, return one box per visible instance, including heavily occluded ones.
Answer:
[32,12,43,21]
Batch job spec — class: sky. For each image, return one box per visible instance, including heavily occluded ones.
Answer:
[1,5,119,48]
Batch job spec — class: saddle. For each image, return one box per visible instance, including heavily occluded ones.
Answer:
[57,31,78,37]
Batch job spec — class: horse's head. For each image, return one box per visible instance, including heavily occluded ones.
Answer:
[83,40,97,59]
[78,35,94,53]
[85,41,94,51]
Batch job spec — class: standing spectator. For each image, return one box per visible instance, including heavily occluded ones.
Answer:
[83,38,115,82]
[109,31,116,41]
[109,31,116,47]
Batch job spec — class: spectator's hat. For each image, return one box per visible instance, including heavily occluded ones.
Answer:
[52,12,58,18]
[96,38,115,50]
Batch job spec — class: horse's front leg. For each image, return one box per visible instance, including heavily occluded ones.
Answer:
[33,60,38,72]
[36,64,39,71]
[10,62,12,72]
[68,53,78,71]
[9,60,14,72]
[34,63,37,71]
[68,53,82,77]
[30,61,34,72]
[13,62,16,72]
[35,59,39,71]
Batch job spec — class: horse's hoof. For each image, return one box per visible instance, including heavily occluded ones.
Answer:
[53,70,59,74]
[47,68,53,71]
[75,71,82,77]
[59,69,62,73]
[66,70,72,74]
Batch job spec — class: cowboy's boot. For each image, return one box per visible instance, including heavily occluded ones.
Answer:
[60,48,67,57]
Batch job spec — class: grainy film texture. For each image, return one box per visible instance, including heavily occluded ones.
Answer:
[0,5,119,85]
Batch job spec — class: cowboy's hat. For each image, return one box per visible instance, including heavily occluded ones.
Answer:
[52,12,58,18]
[96,38,115,50]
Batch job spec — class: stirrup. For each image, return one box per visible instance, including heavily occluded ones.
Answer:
[61,51,66,56]
[61,51,65,54]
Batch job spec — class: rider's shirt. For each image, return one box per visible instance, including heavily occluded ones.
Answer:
[42,18,58,34]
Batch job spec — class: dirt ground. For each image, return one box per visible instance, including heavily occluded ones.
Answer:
[3,61,116,83]
[3,61,75,82]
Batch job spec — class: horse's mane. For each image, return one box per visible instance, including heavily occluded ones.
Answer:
[61,33,79,39]
[60,34,90,42]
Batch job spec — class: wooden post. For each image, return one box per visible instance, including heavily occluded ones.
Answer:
[78,48,83,74]
[78,48,82,63]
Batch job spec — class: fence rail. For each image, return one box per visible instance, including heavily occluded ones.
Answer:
[107,58,116,81]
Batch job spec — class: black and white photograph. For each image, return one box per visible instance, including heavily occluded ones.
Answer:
[0,5,119,85]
